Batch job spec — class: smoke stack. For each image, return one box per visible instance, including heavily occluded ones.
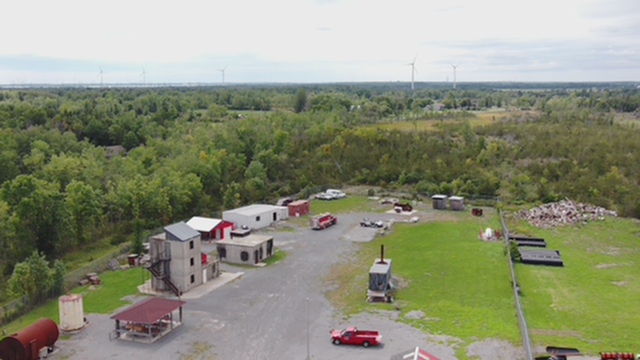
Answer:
[378,244,386,264]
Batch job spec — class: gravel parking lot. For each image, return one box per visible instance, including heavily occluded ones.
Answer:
[53,212,532,360]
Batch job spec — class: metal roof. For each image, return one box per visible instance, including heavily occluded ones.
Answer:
[224,204,286,217]
[448,196,464,201]
[370,259,392,274]
[431,195,447,200]
[110,297,186,324]
[186,217,222,232]
[390,347,441,360]
[288,200,308,206]
[164,222,200,241]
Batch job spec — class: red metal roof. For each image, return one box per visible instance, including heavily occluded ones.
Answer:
[110,297,186,324]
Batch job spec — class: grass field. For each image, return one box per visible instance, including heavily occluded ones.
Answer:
[326,206,517,359]
[371,110,510,132]
[2,268,145,335]
[508,215,640,354]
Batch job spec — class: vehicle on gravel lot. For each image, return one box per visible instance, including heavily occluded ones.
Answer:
[310,213,337,230]
[360,219,384,228]
[330,327,381,347]
[325,189,347,199]
[314,192,335,201]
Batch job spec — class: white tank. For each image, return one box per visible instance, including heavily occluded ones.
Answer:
[58,294,85,331]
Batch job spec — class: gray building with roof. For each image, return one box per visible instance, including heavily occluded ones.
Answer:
[147,222,217,295]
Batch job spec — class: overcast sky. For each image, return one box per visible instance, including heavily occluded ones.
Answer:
[2,0,639,84]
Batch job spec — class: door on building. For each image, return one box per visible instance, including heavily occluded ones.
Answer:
[254,250,259,264]
[273,212,277,221]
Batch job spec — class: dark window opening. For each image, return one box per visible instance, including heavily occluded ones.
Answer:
[190,274,195,283]
[190,257,194,266]
[189,240,194,249]
[218,247,226,258]
[256,216,261,222]
[240,251,249,262]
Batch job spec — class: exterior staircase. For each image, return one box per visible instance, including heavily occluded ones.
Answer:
[146,258,181,297]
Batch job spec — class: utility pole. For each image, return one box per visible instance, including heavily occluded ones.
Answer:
[306,298,310,360]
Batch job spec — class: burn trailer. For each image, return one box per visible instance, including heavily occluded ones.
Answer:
[367,245,394,303]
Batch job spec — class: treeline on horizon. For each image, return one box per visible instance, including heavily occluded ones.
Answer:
[0,84,639,283]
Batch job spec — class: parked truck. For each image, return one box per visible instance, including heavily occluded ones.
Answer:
[310,213,337,230]
[330,327,381,347]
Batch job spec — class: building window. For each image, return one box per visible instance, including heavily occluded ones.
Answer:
[218,247,226,258]
[190,257,194,266]
[189,240,194,249]
[190,274,195,284]
[256,216,261,222]
[240,251,249,262]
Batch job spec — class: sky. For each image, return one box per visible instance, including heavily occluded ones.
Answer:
[1,0,639,84]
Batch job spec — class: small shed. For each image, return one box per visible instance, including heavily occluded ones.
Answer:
[390,346,441,360]
[448,196,465,211]
[110,297,186,343]
[431,195,447,210]
[288,200,310,217]
[222,204,289,230]
[216,234,274,265]
[186,216,233,241]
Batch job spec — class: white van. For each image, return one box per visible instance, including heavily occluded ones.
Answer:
[325,189,347,199]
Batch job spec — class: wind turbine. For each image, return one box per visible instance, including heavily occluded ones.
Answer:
[141,67,148,86]
[406,56,418,91]
[98,67,104,87]
[450,63,460,89]
[218,66,227,84]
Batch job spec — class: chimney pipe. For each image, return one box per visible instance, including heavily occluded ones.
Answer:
[379,244,386,264]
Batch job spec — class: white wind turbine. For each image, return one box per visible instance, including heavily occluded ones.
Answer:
[98,67,105,87]
[406,56,418,91]
[451,63,460,89]
[218,66,227,84]
[141,67,148,86]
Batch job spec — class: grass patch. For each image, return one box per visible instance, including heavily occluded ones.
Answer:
[310,196,392,215]
[1,268,145,335]
[509,216,640,355]
[371,110,507,132]
[264,249,288,266]
[326,210,517,358]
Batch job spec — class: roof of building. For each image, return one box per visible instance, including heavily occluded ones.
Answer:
[288,200,308,206]
[449,196,464,201]
[390,347,441,360]
[186,216,222,232]
[431,194,447,200]
[221,234,274,247]
[224,204,287,217]
[165,222,200,241]
[110,297,186,324]
[370,259,392,274]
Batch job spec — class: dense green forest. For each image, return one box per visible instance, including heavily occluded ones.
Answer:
[0,83,639,297]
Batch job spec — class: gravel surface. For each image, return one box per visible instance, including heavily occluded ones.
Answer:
[53,211,529,360]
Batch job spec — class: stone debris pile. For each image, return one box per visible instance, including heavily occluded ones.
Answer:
[518,199,617,228]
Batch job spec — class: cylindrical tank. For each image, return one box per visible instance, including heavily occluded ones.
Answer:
[58,294,85,331]
[0,318,59,360]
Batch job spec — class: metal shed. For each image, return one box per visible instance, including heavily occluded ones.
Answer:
[216,234,274,265]
[0,318,59,360]
[448,196,465,211]
[287,200,310,217]
[431,195,447,210]
[222,204,289,230]
[110,297,186,343]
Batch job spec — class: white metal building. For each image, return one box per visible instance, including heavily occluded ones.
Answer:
[222,204,289,230]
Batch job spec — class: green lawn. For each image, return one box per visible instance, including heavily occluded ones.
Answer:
[310,196,395,215]
[326,207,517,359]
[2,268,145,335]
[510,216,640,354]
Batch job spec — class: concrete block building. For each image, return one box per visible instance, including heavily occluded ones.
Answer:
[216,234,275,266]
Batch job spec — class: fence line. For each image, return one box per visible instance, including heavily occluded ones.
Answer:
[499,207,534,360]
